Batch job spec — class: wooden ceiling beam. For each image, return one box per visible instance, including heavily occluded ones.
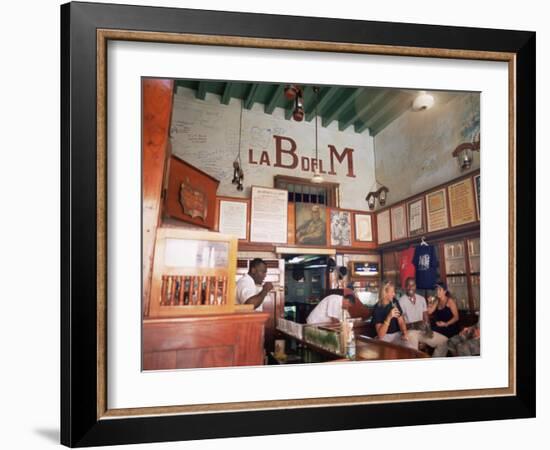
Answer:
[265,85,284,114]
[221,82,234,105]
[305,87,340,122]
[323,89,362,128]
[196,81,207,100]
[339,89,387,132]
[244,84,259,110]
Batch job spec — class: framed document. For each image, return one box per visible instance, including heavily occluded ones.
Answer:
[426,189,449,232]
[390,204,407,241]
[474,174,481,220]
[61,2,534,446]
[408,198,426,237]
[377,209,391,244]
[218,198,249,240]
[354,213,373,242]
[448,178,477,227]
[250,186,288,243]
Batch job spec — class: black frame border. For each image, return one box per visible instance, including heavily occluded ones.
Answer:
[61,1,535,447]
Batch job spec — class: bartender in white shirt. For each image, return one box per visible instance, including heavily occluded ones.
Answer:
[306,288,357,324]
[236,258,273,311]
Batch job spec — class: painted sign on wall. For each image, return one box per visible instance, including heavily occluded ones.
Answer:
[170,87,375,211]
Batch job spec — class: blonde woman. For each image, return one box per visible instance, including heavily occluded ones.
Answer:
[372,280,413,348]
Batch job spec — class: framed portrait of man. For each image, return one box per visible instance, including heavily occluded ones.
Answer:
[295,203,327,246]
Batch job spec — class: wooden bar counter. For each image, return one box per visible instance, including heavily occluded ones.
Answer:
[143,312,269,370]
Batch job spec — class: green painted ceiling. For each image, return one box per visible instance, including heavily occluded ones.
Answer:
[175,80,459,136]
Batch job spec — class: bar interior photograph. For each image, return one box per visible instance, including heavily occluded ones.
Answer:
[142,78,481,370]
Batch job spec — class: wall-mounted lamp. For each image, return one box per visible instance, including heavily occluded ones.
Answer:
[366,185,389,210]
[452,134,480,171]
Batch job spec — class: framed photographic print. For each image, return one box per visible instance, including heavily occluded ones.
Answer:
[330,209,352,246]
[354,213,373,242]
[61,1,535,447]
[408,198,426,237]
[426,188,450,232]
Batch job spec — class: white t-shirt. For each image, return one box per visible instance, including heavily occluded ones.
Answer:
[236,273,263,311]
[398,293,427,323]
[306,295,343,324]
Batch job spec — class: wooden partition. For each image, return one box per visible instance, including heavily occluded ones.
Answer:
[149,228,238,317]
[143,312,269,370]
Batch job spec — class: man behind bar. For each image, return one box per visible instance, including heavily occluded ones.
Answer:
[236,258,273,311]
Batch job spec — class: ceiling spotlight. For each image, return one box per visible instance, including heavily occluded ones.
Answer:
[412,91,435,111]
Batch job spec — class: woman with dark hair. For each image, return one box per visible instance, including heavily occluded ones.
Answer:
[428,281,460,338]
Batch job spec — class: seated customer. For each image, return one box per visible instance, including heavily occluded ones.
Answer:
[428,281,460,338]
[398,277,448,357]
[372,280,413,348]
[306,289,356,324]
[448,322,480,356]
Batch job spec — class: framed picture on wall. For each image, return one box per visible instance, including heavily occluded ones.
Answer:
[217,197,249,240]
[354,213,373,242]
[330,209,352,246]
[62,2,534,446]
[448,178,477,227]
[407,198,426,237]
[376,209,391,244]
[390,204,407,241]
[426,188,450,232]
[250,186,288,243]
[295,203,327,246]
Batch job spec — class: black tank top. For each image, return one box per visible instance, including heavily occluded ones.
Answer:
[431,304,459,338]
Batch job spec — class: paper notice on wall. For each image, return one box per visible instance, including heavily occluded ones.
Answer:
[219,200,248,240]
[377,209,391,244]
[250,187,288,243]
[426,189,449,232]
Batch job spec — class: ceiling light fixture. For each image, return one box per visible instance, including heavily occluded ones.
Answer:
[412,91,435,111]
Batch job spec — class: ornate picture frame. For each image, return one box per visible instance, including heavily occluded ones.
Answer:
[61,2,535,446]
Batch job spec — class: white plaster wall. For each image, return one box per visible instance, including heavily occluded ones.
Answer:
[170,86,376,210]
[374,92,480,206]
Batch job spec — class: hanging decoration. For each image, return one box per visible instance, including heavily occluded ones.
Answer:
[232,101,245,191]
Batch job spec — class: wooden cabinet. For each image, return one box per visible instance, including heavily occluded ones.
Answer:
[143,312,269,370]
[441,236,480,313]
